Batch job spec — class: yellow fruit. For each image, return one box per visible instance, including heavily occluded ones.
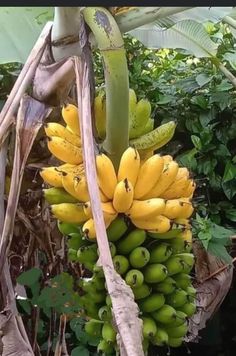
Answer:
[162,155,173,164]
[163,199,184,219]
[134,154,164,199]
[126,198,166,220]
[113,179,134,213]
[117,147,140,187]
[96,154,117,199]
[62,103,80,136]
[83,201,93,218]
[62,172,85,201]
[74,176,90,202]
[44,122,81,147]
[160,168,190,199]
[94,91,106,139]
[131,215,171,233]
[47,136,83,165]
[102,201,117,215]
[177,198,194,218]
[51,203,87,224]
[182,179,196,198]
[173,218,191,228]
[40,167,63,187]
[143,161,179,199]
[99,189,109,202]
[82,218,96,239]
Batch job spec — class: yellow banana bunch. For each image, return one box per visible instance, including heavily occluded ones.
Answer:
[61,103,81,136]
[47,136,83,165]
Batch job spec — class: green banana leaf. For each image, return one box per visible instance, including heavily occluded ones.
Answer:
[0,7,53,64]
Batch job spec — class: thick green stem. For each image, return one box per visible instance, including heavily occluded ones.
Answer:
[82,7,129,170]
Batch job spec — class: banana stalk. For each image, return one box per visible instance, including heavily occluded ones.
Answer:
[82,7,129,170]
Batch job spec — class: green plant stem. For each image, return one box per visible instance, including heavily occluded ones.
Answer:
[83,7,129,170]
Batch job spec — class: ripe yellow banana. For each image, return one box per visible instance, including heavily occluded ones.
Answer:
[74,176,90,202]
[51,203,87,224]
[143,161,179,199]
[96,153,117,199]
[162,155,173,164]
[173,218,191,228]
[182,179,196,198]
[126,198,166,220]
[177,198,194,218]
[113,179,134,213]
[182,229,192,245]
[131,215,171,233]
[47,136,83,165]
[62,172,85,201]
[60,163,85,176]
[83,201,116,219]
[44,122,81,147]
[160,178,189,199]
[117,147,140,187]
[83,201,93,218]
[94,90,106,140]
[61,103,81,136]
[40,166,63,187]
[163,199,186,219]
[82,213,117,240]
[99,189,109,202]
[134,154,164,199]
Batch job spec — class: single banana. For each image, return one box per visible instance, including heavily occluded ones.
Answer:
[113,178,134,213]
[44,122,81,147]
[134,154,164,198]
[62,172,85,201]
[140,118,154,136]
[129,99,151,139]
[117,147,140,187]
[83,201,117,220]
[94,90,106,139]
[126,198,165,220]
[163,199,185,219]
[162,155,173,164]
[182,179,196,198]
[47,136,83,165]
[160,168,190,199]
[177,198,194,218]
[96,153,117,199]
[59,163,84,176]
[130,121,176,152]
[40,166,63,187]
[51,203,87,224]
[143,161,179,199]
[73,175,90,202]
[61,103,80,136]
[131,215,171,233]
[43,187,78,204]
[83,213,117,240]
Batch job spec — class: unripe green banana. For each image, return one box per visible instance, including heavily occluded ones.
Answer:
[97,242,116,258]
[57,220,80,235]
[84,319,103,337]
[93,265,104,278]
[140,118,154,136]
[149,243,173,263]
[125,269,144,288]
[153,276,176,295]
[164,256,185,276]
[139,293,165,313]
[97,339,114,354]
[153,305,177,324]
[77,245,98,264]
[106,215,129,242]
[43,187,78,204]
[165,321,188,338]
[129,246,150,268]
[169,237,186,253]
[90,275,106,291]
[168,336,184,348]
[79,279,97,294]
[116,229,146,255]
[177,302,196,317]
[143,263,168,283]
[176,253,195,273]
[106,295,112,308]
[98,305,112,321]
[68,248,78,262]
[186,286,197,302]
[132,284,152,300]
[174,273,192,290]
[151,327,169,346]
[129,99,151,139]
[68,232,85,250]
[86,291,106,304]
[142,338,150,353]
[113,255,130,275]
[102,322,117,343]
[166,289,188,308]
[142,316,157,339]
[130,121,176,152]
[147,228,183,240]
[171,310,187,327]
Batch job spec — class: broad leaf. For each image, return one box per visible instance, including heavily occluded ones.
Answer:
[0,7,53,63]
[129,20,219,58]
[208,242,233,264]
[17,267,42,286]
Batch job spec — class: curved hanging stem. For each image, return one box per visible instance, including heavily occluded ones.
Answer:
[82,7,129,170]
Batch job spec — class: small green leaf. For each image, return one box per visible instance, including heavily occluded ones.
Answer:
[71,346,90,356]
[191,95,208,109]
[17,268,42,286]
[196,73,212,87]
[225,209,236,222]
[215,79,233,92]
[208,242,232,264]
[223,161,236,183]
[191,135,202,150]
[17,299,32,315]
[157,94,173,104]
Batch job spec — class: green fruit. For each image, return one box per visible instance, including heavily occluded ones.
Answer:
[178,302,196,317]
[68,248,78,262]
[169,237,185,253]
[165,321,188,338]
[143,263,168,283]
[142,338,150,353]
[98,306,112,321]
[106,295,112,307]
[132,284,152,300]
[83,260,95,271]
[93,265,104,278]
[151,327,169,346]
[77,245,98,264]
[107,216,128,242]
[174,273,192,290]
[139,293,165,312]
[142,317,157,339]
[86,291,105,304]
[186,286,197,302]
[168,336,184,348]
[91,275,105,291]
[125,269,144,288]
[147,228,182,240]
[153,276,176,295]
[149,243,172,263]
[97,339,114,354]
[164,256,185,276]
[171,310,187,327]
[44,187,78,204]
[113,255,130,275]
[117,229,146,255]
[102,322,116,343]
[68,232,84,250]
[153,305,177,324]
[57,220,80,235]
[84,319,103,337]
[79,279,96,293]
[98,242,116,258]
[176,253,195,273]
[166,289,188,308]
[129,247,150,268]
[140,118,154,136]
